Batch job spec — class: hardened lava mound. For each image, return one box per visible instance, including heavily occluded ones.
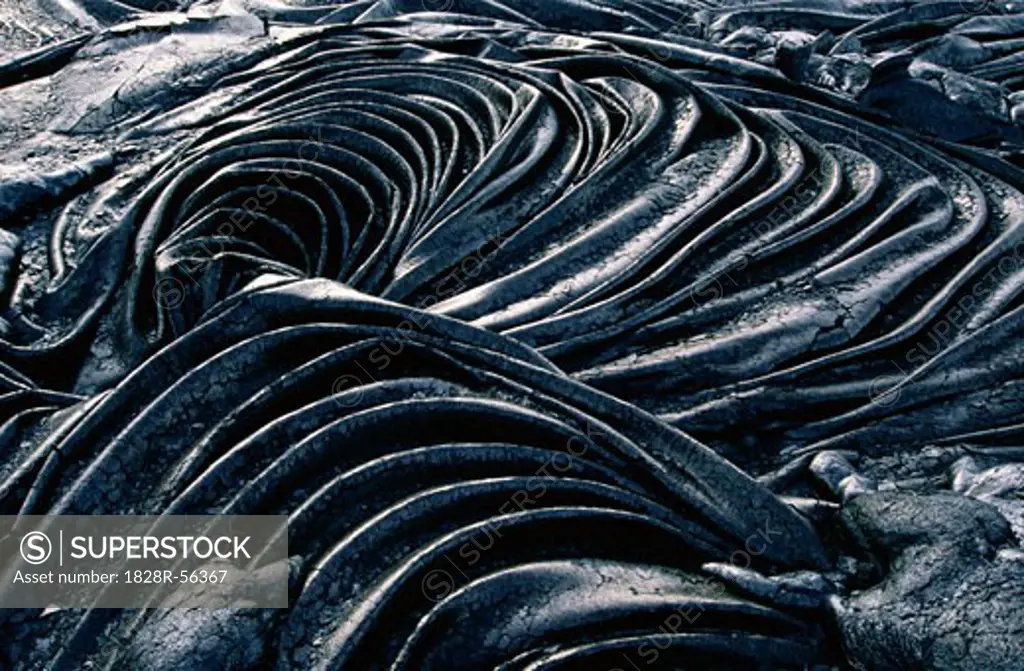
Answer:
[2,1,1024,669]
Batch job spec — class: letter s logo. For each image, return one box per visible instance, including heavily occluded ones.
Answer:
[20,532,52,565]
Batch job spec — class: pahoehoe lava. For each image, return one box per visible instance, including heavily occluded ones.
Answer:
[1,0,1024,669]
[1,277,831,668]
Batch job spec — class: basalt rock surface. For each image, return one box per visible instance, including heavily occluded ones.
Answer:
[1,1,1023,669]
